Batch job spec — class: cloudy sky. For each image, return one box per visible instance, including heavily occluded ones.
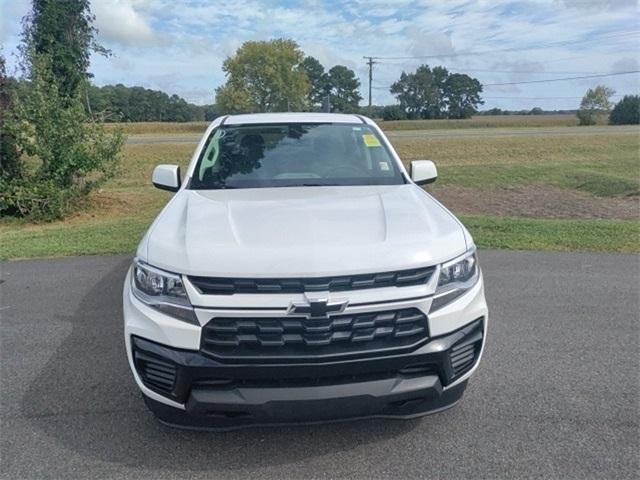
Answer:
[1,0,638,110]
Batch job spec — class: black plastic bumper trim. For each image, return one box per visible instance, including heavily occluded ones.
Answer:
[131,317,483,427]
[143,379,467,430]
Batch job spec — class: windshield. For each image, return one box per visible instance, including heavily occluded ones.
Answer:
[189,123,405,189]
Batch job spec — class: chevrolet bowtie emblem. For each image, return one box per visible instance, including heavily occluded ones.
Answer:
[287,296,349,318]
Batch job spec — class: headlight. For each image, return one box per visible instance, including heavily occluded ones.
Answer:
[131,259,198,324]
[430,247,479,312]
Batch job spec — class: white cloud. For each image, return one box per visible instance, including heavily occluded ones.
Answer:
[91,0,158,46]
[611,56,640,72]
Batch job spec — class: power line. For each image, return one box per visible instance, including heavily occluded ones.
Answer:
[366,30,638,61]
[372,69,637,91]
[485,94,625,99]
[364,67,616,90]
[484,70,640,86]
[445,69,609,75]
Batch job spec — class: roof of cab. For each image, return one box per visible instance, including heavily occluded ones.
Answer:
[222,112,369,125]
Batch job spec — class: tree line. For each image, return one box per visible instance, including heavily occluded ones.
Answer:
[87,84,217,122]
[3,78,217,122]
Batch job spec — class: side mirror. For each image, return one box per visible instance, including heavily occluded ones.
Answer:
[152,165,181,192]
[410,160,437,185]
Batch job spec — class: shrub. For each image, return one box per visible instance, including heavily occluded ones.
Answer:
[0,55,22,178]
[576,109,597,126]
[577,85,615,126]
[0,177,70,220]
[1,54,124,221]
[609,95,640,125]
[382,105,407,121]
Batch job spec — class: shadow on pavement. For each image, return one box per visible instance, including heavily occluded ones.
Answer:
[21,257,421,472]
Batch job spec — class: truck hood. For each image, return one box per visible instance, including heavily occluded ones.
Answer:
[141,185,468,277]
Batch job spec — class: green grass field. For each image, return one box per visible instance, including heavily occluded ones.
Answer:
[395,132,640,197]
[2,215,636,261]
[1,121,638,260]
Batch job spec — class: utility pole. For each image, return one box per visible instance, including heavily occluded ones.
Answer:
[323,94,331,113]
[363,56,377,109]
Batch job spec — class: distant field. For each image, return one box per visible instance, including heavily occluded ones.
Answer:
[381,114,580,130]
[106,114,580,136]
[1,124,638,260]
[105,122,208,134]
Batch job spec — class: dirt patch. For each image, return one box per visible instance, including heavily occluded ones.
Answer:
[430,184,640,220]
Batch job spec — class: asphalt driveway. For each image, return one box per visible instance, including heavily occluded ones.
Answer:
[0,251,638,479]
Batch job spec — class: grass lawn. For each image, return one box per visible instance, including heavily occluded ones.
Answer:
[395,132,640,197]
[1,126,639,260]
[2,215,636,261]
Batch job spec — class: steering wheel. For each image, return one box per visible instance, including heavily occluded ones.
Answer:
[323,164,369,178]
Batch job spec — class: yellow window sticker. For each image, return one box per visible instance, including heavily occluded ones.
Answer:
[362,134,381,147]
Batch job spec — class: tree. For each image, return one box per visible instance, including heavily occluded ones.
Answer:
[609,95,640,125]
[2,54,124,219]
[0,54,22,178]
[1,0,123,220]
[215,39,310,113]
[325,65,362,113]
[389,65,483,119]
[300,56,327,110]
[444,73,483,119]
[577,85,615,126]
[429,66,449,119]
[390,66,439,119]
[21,0,109,100]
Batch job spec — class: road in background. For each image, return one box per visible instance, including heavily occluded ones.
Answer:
[1,251,638,479]
[125,125,639,145]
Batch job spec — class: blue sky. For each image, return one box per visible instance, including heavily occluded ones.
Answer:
[1,0,638,110]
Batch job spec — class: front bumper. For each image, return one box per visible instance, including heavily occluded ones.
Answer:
[143,376,468,430]
[124,268,488,428]
[130,317,483,429]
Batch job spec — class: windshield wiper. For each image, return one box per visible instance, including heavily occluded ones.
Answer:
[298,183,340,187]
[207,181,238,190]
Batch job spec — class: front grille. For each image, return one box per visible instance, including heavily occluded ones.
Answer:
[200,308,429,359]
[134,349,177,394]
[188,267,435,295]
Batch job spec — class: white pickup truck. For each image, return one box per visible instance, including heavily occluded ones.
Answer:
[123,112,488,429]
